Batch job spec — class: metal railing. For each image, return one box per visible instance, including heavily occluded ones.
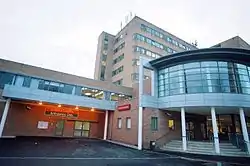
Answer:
[228,133,249,152]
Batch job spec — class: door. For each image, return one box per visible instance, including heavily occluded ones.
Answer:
[186,121,195,140]
[73,121,90,137]
[55,120,65,136]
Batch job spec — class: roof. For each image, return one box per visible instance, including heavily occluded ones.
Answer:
[149,47,250,69]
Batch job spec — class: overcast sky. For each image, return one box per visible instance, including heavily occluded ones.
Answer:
[0,0,249,78]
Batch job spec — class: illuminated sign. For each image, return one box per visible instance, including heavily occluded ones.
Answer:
[45,111,78,118]
[117,104,131,111]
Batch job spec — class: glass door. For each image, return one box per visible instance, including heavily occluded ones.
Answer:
[74,121,90,137]
[55,120,65,136]
[186,121,195,141]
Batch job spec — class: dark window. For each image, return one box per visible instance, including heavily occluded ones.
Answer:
[48,82,60,92]
[100,65,106,80]
[75,86,82,96]
[23,77,31,87]
[151,117,158,131]
[0,72,15,89]
[38,80,45,90]
[63,84,74,94]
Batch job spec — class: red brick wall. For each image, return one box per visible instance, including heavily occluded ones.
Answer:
[109,97,138,146]
[143,108,181,149]
[3,102,105,138]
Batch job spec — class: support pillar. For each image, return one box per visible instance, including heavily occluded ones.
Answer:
[0,99,11,137]
[138,106,143,150]
[103,110,109,140]
[211,107,220,154]
[138,57,144,150]
[239,108,250,154]
[181,107,187,151]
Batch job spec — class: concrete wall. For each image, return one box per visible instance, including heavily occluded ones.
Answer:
[3,102,105,138]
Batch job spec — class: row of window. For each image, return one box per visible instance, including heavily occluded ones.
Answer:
[134,46,161,59]
[112,66,124,76]
[114,42,125,54]
[117,116,174,131]
[140,24,192,51]
[160,61,245,73]
[117,117,131,129]
[113,79,123,86]
[133,33,176,53]
[0,71,132,101]
[114,34,124,44]
[158,61,250,97]
[113,53,124,65]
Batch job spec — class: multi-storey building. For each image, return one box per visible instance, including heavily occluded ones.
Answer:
[94,16,197,87]
[0,16,250,158]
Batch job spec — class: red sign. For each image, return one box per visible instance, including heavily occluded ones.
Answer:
[117,104,131,111]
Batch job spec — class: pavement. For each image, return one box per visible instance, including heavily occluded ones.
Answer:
[0,137,248,166]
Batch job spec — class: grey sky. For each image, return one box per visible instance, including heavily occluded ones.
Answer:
[0,0,249,78]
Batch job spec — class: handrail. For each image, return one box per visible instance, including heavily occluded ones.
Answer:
[155,131,172,142]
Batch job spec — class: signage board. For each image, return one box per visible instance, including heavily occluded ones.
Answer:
[37,121,48,129]
[117,104,131,111]
[45,111,78,118]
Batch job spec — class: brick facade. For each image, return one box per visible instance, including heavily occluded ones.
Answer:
[2,102,105,138]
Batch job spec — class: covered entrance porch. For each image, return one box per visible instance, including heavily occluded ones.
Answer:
[162,106,250,156]
[0,99,110,140]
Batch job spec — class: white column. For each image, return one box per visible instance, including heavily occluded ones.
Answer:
[239,108,250,154]
[0,99,11,137]
[181,107,187,151]
[211,107,220,154]
[103,110,109,140]
[138,106,143,150]
[138,57,144,150]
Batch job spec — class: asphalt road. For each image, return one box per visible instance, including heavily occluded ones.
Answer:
[0,137,247,166]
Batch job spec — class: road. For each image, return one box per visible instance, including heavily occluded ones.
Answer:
[0,137,247,166]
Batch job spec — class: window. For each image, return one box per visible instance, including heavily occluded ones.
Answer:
[48,81,60,92]
[133,34,176,53]
[114,42,125,53]
[140,24,194,50]
[0,72,15,89]
[100,65,106,80]
[102,54,107,61]
[113,79,123,86]
[158,61,250,97]
[126,117,131,129]
[23,77,31,87]
[151,117,158,131]
[63,84,74,94]
[117,118,122,129]
[73,121,90,137]
[134,46,162,59]
[113,53,124,65]
[112,66,123,76]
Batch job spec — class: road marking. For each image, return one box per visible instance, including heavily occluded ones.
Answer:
[0,156,180,160]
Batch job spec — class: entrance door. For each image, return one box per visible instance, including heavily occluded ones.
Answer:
[55,120,65,136]
[186,121,195,141]
[73,121,90,137]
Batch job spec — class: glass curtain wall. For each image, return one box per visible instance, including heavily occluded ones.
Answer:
[158,61,250,97]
